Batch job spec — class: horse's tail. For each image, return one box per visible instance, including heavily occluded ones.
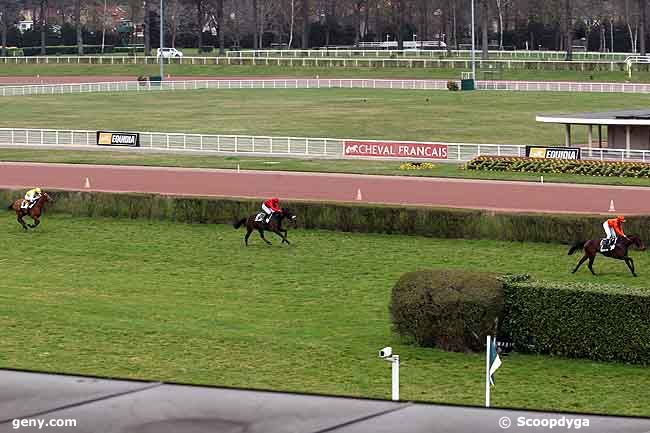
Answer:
[233,218,247,229]
[568,241,585,255]
[7,202,14,211]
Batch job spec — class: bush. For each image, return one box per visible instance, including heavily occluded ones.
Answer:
[447,80,460,91]
[465,155,650,178]
[502,278,650,364]
[1,189,650,243]
[390,269,504,352]
[21,45,114,56]
[199,45,214,53]
[399,162,436,170]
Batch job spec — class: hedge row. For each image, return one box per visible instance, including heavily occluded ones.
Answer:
[465,155,650,178]
[502,276,650,364]
[22,45,114,56]
[3,189,650,243]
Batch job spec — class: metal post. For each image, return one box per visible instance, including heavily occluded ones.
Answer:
[391,356,400,401]
[565,124,571,146]
[471,0,476,79]
[485,335,491,408]
[160,0,164,81]
[588,125,593,157]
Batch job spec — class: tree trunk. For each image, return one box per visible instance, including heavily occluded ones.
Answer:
[1,2,7,58]
[481,0,488,59]
[217,0,224,54]
[302,0,309,49]
[288,0,295,48]
[564,0,572,60]
[196,0,203,50]
[40,0,47,55]
[252,0,258,49]
[640,0,647,55]
[75,0,83,55]
[354,1,361,47]
[144,0,151,55]
[396,0,404,50]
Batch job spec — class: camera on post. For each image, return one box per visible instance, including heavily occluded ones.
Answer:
[379,346,392,359]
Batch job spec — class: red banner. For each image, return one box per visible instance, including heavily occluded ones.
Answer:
[344,141,448,160]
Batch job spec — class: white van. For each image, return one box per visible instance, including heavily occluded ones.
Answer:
[156,48,184,59]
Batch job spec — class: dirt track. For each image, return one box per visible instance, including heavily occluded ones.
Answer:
[1,162,648,215]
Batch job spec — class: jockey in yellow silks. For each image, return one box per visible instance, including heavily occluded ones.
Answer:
[23,187,42,209]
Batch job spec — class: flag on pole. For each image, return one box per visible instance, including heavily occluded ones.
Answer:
[489,337,502,386]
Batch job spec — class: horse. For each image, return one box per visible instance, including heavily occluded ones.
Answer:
[7,192,54,230]
[568,235,646,277]
[233,208,297,246]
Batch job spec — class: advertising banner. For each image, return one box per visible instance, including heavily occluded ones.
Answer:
[344,141,448,160]
[526,146,581,160]
[97,131,140,147]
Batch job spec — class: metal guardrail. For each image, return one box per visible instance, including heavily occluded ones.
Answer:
[0,55,631,72]
[2,78,650,97]
[1,128,649,163]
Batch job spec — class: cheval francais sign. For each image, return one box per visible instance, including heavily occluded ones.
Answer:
[344,141,449,160]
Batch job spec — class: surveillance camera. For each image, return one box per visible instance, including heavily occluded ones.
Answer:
[379,346,392,358]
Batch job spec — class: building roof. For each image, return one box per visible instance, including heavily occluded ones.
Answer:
[536,109,650,126]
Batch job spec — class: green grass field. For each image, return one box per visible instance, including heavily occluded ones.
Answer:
[1,213,649,416]
[1,88,648,145]
[2,149,650,188]
[2,63,650,83]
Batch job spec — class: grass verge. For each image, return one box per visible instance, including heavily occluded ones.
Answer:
[0,213,649,416]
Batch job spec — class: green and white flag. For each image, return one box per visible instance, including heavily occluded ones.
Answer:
[489,337,502,386]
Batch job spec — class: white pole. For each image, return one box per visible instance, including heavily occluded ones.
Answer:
[471,0,476,79]
[160,0,164,80]
[485,335,491,408]
[392,355,400,401]
[101,0,107,53]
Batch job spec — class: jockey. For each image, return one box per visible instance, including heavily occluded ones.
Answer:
[23,187,42,208]
[603,215,627,250]
[261,197,281,224]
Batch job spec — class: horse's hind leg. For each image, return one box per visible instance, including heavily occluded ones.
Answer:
[587,257,596,275]
[258,229,272,245]
[274,230,290,244]
[625,257,637,277]
[572,255,588,274]
[28,218,40,229]
[244,228,253,246]
[17,215,28,230]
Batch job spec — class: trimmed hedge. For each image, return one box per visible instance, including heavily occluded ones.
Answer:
[2,189,650,243]
[22,45,114,56]
[390,269,504,352]
[465,155,650,178]
[502,277,650,364]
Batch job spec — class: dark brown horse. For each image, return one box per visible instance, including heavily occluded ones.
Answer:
[233,208,297,246]
[568,235,646,277]
[8,192,54,230]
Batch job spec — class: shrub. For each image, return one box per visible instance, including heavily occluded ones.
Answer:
[465,155,650,178]
[502,279,650,364]
[199,45,214,53]
[390,269,504,352]
[399,162,436,170]
[447,80,460,91]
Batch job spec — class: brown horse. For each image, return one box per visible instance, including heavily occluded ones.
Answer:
[7,192,54,230]
[568,235,646,277]
[233,208,297,246]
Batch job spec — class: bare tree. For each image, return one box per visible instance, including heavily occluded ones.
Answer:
[302,0,309,48]
[75,0,83,54]
[564,0,573,60]
[639,0,646,55]
[481,0,488,59]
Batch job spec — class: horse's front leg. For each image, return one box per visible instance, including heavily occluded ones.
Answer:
[274,230,290,244]
[587,257,597,275]
[28,217,40,229]
[625,257,637,277]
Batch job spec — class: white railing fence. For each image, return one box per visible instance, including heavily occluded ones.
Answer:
[3,78,650,97]
[1,128,649,163]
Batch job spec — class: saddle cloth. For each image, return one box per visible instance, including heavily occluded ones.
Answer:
[20,199,31,209]
[600,238,616,252]
[255,212,266,222]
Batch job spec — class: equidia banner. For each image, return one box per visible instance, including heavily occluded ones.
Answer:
[344,141,448,160]
[97,131,140,147]
[526,146,581,160]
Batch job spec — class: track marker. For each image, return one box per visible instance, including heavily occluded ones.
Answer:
[540,176,544,184]
[356,188,363,201]
[237,164,240,173]
[84,177,91,189]
[608,200,616,212]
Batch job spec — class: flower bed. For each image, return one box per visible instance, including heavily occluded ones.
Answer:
[465,155,650,178]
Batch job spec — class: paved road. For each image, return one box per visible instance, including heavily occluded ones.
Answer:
[1,370,649,433]
[1,162,649,215]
